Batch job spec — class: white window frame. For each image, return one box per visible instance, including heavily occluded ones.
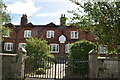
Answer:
[50,44,59,53]
[18,43,26,49]
[3,30,10,37]
[47,30,54,38]
[98,45,108,54]
[24,30,31,38]
[65,44,72,53]
[71,31,78,39]
[4,42,13,51]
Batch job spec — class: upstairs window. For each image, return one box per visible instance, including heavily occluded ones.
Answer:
[50,44,59,53]
[47,30,54,38]
[18,43,26,49]
[4,42,13,51]
[98,45,108,54]
[71,31,78,39]
[3,30,10,37]
[24,30,31,38]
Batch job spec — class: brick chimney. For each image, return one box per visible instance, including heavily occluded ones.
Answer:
[60,14,66,26]
[20,14,28,26]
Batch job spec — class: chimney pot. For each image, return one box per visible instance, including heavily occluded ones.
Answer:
[20,14,28,26]
[60,14,66,27]
[64,14,65,17]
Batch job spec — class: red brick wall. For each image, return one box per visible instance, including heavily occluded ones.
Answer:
[3,25,95,56]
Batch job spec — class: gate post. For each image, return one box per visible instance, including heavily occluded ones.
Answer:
[118,54,120,79]
[18,47,27,80]
[89,49,97,78]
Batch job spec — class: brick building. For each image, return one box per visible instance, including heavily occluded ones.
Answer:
[2,14,95,58]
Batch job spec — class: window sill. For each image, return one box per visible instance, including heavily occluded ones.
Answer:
[2,37,10,38]
[71,38,78,39]
[51,52,59,53]
[47,37,54,39]
[5,50,12,51]
[24,37,31,38]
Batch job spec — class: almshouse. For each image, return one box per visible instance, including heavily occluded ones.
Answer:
[2,14,95,58]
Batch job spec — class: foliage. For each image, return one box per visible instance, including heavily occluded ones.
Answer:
[0,0,11,24]
[68,40,96,74]
[36,68,46,74]
[69,40,96,60]
[25,37,54,74]
[0,0,11,38]
[25,37,52,58]
[2,75,21,80]
[68,1,120,53]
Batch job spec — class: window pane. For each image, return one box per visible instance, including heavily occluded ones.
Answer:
[50,44,59,53]
[4,43,13,51]
[99,45,108,54]
[71,31,78,39]
[47,31,54,38]
[24,30,31,38]
[75,32,78,38]
[18,43,26,49]
[56,45,58,52]
[51,32,54,38]
[47,32,50,38]
[8,44,10,50]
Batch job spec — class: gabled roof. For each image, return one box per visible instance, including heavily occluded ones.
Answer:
[27,22,34,27]
[5,22,72,28]
[45,22,58,27]
[5,23,14,27]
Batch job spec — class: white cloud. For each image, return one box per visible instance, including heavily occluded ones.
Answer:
[6,0,41,16]
[36,11,67,17]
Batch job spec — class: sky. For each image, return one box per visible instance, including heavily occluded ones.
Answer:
[4,0,84,25]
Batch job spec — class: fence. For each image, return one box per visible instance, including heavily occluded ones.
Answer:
[24,57,89,79]
[1,50,120,79]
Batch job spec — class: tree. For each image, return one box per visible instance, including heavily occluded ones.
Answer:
[0,0,11,24]
[68,1,120,53]
[0,1,11,35]
[25,37,54,74]
[0,0,11,52]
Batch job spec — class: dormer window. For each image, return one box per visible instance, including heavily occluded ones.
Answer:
[47,30,54,38]
[71,31,78,39]
[24,30,31,38]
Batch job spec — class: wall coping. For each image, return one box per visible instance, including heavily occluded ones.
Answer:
[0,53,17,56]
[97,57,109,60]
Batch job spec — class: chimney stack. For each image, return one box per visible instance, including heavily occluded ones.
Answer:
[20,14,28,26]
[60,14,66,26]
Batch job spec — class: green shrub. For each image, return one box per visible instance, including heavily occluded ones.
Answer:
[36,68,46,74]
[68,40,96,74]
[69,40,97,60]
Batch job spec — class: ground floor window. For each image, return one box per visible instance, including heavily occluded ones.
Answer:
[18,43,26,49]
[98,45,108,54]
[50,44,59,53]
[65,44,72,53]
[4,42,13,51]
